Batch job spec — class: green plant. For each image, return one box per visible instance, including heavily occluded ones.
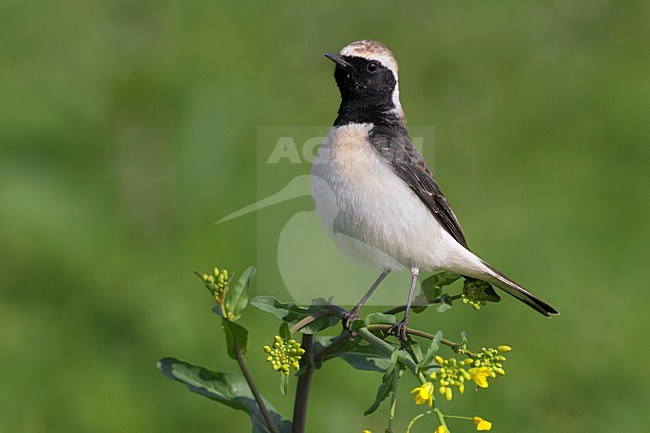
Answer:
[158,266,519,432]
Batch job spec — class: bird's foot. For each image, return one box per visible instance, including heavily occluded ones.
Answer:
[388,318,409,346]
[342,308,360,332]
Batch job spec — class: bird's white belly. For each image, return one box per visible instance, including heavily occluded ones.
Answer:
[311,123,469,272]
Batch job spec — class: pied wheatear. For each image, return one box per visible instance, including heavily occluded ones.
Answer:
[311,40,558,342]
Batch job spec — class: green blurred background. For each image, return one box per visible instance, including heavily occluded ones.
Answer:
[1,1,648,432]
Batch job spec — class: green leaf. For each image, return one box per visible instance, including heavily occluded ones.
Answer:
[225,266,256,321]
[348,318,366,332]
[222,318,248,360]
[302,314,339,334]
[274,323,293,396]
[436,293,454,313]
[250,296,339,334]
[310,335,357,369]
[402,338,423,364]
[278,322,291,341]
[428,271,462,288]
[302,298,339,333]
[421,280,442,300]
[386,348,400,375]
[413,272,461,313]
[311,335,396,372]
[250,296,308,321]
[419,331,443,371]
[422,272,461,300]
[482,281,502,303]
[212,305,224,318]
[365,312,397,326]
[338,343,396,373]
[279,373,289,396]
[365,349,400,415]
[157,358,292,433]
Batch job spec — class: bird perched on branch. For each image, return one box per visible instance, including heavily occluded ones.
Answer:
[311,40,558,342]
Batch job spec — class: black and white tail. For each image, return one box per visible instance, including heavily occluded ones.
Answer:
[481,261,559,317]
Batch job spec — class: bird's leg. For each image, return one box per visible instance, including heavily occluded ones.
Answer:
[389,267,419,344]
[342,270,391,331]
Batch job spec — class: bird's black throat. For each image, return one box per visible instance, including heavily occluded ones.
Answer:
[331,56,404,127]
[334,96,403,127]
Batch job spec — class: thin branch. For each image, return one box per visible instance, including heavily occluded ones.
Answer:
[442,415,474,421]
[434,407,448,429]
[386,361,400,433]
[289,309,328,334]
[366,325,459,349]
[233,341,280,433]
[306,298,465,367]
[313,331,355,363]
[289,304,348,335]
[355,327,418,372]
[312,305,460,365]
[355,327,394,354]
[406,411,432,433]
[305,306,351,363]
[292,334,314,433]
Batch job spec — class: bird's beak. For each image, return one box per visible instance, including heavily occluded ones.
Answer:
[324,52,353,70]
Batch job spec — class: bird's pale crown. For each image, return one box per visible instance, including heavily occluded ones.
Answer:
[339,40,399,76]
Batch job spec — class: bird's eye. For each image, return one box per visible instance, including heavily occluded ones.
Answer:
[367,62,378,72]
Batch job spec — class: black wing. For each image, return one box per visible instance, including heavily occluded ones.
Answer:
[369,125,468,248]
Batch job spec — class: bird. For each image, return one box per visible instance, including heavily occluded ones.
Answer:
[311,40,558,342]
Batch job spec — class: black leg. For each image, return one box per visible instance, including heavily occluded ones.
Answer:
[389,267,419,344]
[342,270,391,331]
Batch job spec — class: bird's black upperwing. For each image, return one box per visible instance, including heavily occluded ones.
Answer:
[369,125,468,249]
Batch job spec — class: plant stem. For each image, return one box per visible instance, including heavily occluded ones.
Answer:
[434,407,448,429]
[386,364,400,433]
[366,325,459,349]
[292,334,314,433]
[406,410,431,433]
[289,309,328,334]
[442,415,473,421]
[233,341,280,433]
[313,331,355,362]
[309,304,461,368]
[289,304,348,335]
[355,327,418,372]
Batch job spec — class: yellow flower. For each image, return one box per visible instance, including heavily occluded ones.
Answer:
[473,416,492,431]
[457,345,509,380]
[263,336,305,375]
[198,267,230,304]
[461,278,494,310]
[410,381,434,407]
[362,430,372,433]
[434,425,449,433]
[468,367,491,388]
[430,356,469,400]
[439,385,453,401]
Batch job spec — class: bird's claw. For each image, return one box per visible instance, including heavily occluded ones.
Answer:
[342,308,360,332]
[388,319,409,346]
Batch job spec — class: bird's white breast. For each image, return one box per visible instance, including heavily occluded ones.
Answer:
[311,123,477,273]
